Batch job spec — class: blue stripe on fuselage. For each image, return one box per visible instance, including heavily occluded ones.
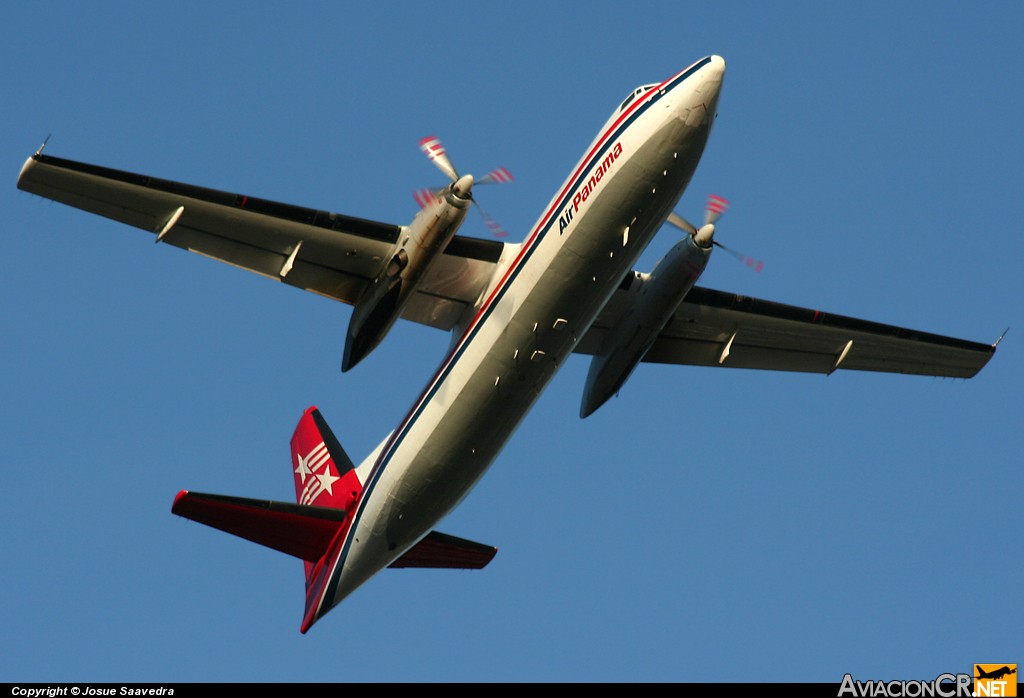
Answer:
[316,57,713,617]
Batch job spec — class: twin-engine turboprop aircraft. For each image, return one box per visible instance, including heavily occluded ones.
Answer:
[16,55,998,632]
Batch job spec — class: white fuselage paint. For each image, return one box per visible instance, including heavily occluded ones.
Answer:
[314,56,726,622]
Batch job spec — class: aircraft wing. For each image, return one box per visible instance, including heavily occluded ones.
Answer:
[578,284,995,378]
[17,152,504,331]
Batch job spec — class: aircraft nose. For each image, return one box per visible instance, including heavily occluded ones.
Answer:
[689,54,725,121]
[699,55,726,97]
[705,55,726,81]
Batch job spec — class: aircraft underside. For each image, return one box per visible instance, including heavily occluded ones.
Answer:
[328,104,717,610]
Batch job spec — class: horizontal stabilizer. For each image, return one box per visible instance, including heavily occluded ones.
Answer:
[389,530,497,569]
[172,490,346,562]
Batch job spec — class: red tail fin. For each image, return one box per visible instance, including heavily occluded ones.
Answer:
[290,407,363,587]
[172,407,497,633]
[291,407,362,510]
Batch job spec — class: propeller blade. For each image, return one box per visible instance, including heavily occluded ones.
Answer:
[666,211,698,235]
[473,200,509,238]
[412,188,440,210]
[713,240,764,273]
[418,136,459,181]
[477,167,514,185]
[705,194,729,225]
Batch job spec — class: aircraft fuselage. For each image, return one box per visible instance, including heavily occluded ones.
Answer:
[308,56,726,627]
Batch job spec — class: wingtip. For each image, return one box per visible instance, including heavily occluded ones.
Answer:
[171,489,191,513]
[18,136,51,188]
[17,154,37,189]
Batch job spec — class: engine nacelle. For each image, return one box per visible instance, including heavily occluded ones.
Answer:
[342,176,473,371]
[580,236,711,417]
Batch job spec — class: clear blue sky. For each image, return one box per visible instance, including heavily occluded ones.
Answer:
[2,1,1020,683]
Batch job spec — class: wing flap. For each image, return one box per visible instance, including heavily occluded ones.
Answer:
[165,222,371,304]
[388,531,498,569]
[172,490,346,563]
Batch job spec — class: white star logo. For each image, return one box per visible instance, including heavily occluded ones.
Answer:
[315,469,340,497]
[294,441,343,505]
[295,442,329,480]
[295,451,313,478]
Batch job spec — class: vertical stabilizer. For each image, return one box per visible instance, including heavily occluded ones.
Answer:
[172,408,499,633]
[290,407,363,588]
[291,407,360,509]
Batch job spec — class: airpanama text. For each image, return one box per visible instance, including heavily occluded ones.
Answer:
[838,674,972,698]
[559,142,623,234]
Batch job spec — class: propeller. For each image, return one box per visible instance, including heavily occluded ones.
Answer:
[419,136,459,181]
[667,194,763,273]
[415,136,513,238]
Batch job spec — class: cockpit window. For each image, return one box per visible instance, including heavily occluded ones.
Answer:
[619,84,658,113]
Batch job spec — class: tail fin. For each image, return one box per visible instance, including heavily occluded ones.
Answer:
[291,406,362,509]
[172,406,498,633]
[170,408,361,569]
[290,407,364,584]
[172,406,364,633]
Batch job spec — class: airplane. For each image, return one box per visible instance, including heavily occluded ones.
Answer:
[976,666,1017,681]
[16,55,998,633]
